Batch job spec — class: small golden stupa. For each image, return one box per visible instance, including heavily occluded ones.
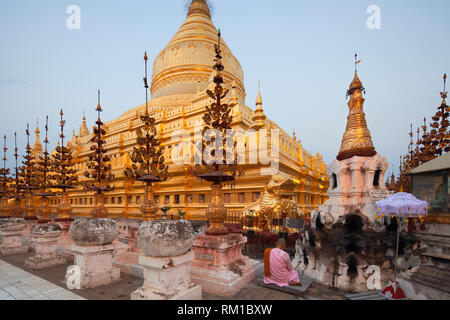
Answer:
[337,62,377,161]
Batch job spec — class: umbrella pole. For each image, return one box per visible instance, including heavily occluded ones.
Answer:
[393,216,401,290]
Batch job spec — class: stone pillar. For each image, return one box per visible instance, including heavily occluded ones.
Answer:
[190,233,262,297]
[23,217,40,252]
[349,161,363,193]
[131,219,202,300]
[113,223,144,278]
[55,218,75,263]
[0,195,10,218]
[11,198,22,218]
[25,224,66,269]
[0,218,28,256]
[65,218,120,290]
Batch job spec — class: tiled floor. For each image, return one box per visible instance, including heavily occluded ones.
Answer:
[0,259,85,300]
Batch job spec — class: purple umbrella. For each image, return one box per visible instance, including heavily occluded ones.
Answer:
[375,192,429,297]
[376,192,428,218]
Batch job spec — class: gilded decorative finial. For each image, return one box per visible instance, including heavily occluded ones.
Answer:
[96,89,102,112]
[44,115,49,145]
[26,123,30,144]
[143,52,149,116]
[348,55,364,98]
[256,81,262,106]
[355,53,361,73]
[252,81,266,129]
[214,29,222,60]
[441,73,447,100]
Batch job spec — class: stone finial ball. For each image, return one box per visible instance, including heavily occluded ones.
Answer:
[32,224,62,238]
[69,218,118,246]
[0,218,26,232]
[137,220,195,257]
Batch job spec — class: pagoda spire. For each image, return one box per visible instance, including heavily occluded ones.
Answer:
[33,119,43,160]
[252,81,266,129]
[337,56,377,161]
[187,0,211,19]
[79,111,90,137]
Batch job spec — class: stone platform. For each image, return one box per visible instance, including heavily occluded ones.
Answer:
[257,275,313,297]
[0,230,28,257]
[68,244,120,289]
[190,233,262,297]
[131,251,201,300]
[25,237,66,270]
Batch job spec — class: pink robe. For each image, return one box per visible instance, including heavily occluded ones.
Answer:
[264,248,299,287]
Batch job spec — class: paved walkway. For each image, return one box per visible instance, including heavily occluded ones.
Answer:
[0,259,85,300]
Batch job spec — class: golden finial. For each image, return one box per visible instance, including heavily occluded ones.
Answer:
[143,51,149,115]
[252,81,266,129]
[96,89,103,116]
[256,81,262,106]
[214,29,222,60]
[441,73,447,101]
[35,119,40,134]
[355,53,361,73]
[347,54,364,98]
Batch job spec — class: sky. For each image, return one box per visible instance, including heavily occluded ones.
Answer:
[0,0,449,175]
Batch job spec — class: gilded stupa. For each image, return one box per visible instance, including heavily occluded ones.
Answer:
[337,71,377,161]
[32,121,43,161]
[48,0,329,220]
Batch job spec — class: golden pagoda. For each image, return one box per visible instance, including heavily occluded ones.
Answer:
[32,121,43,161]
[53,0,328,220]
[337,68,377,161]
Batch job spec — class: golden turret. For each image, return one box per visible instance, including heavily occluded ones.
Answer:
[252,82,267,129]
[337,58,376,161]
[79,112,90,138]
[33,120,43,160]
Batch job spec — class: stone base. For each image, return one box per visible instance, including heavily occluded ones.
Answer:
[113,259,144,279]
[55,219,75,263]
[397,263,450,300]
[77,268,121,290]
[25,236,67,270]
[131,252,202,301]
[190,233,261,297]
[0,245,28,257]
[25,255,67,270]
[0,230,28,257]
[131,283,201,300]
[191,260,260,297]
[68,244,121,289]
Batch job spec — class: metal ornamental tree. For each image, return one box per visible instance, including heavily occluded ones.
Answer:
[0,135,12,217]
[18,124,39,218]
[34,116,55,221]
[84,91,114,218]
[124,52,168,220]
[51,110,78,219]
[193,30,244,235]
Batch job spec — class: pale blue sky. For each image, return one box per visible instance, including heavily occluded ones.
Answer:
[0,0,449,175]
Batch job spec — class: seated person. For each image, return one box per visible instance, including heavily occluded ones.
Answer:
[264,238,302,287]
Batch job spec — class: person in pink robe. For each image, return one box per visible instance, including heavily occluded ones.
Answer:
[264,238,302,287]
